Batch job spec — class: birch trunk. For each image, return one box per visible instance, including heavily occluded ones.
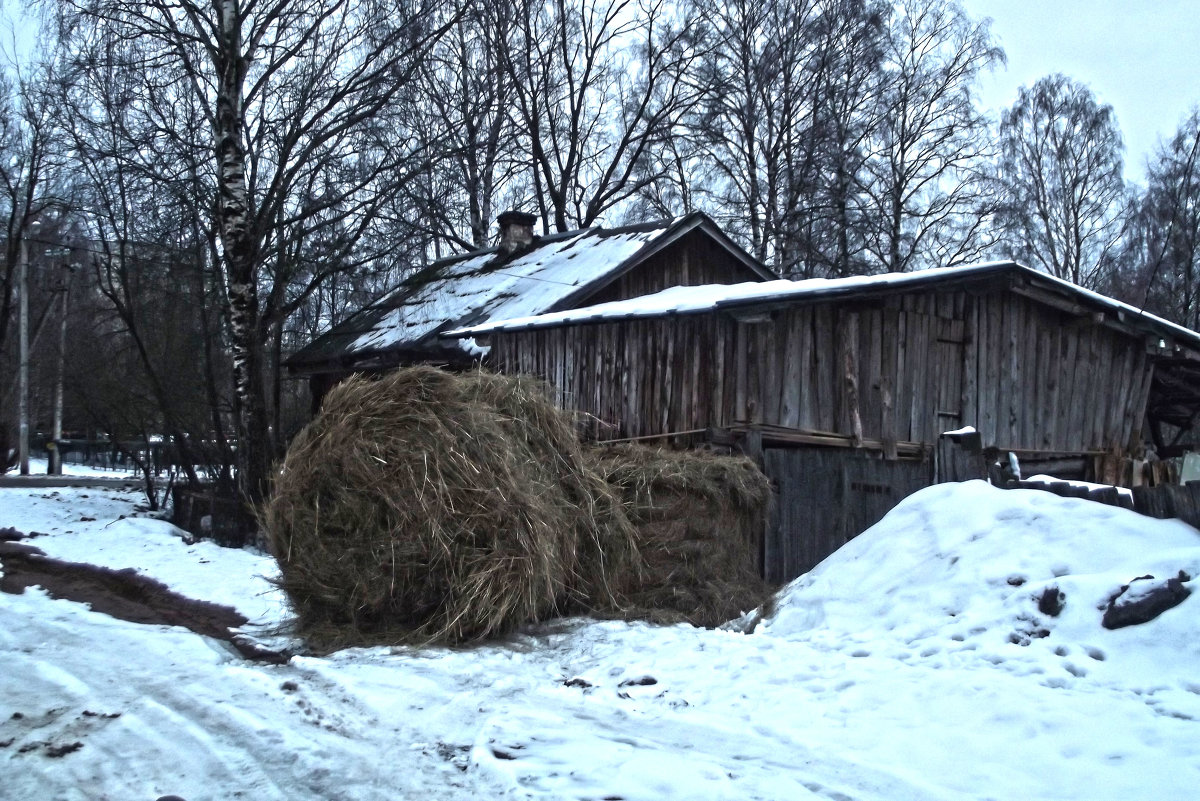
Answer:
[214,1,271,502]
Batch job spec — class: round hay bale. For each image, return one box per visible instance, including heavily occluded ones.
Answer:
[263,367,636,647]
[588,444,774,627]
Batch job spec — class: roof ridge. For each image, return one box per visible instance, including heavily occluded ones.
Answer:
[420,214,685,270]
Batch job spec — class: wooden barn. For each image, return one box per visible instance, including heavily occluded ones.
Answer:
[448,261,1200,582]
[286,210,773,409]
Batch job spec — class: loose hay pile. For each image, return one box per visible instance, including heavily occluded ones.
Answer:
[264,367,774,648]
[264,367,636,647]
[589,445,774,627]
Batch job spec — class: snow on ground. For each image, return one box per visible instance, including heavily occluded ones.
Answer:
[19,457,142,478]
[1,480,1198,800]
[2,485,283,626]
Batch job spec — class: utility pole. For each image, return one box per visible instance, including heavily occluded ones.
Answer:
[17,233,30,475]
[49,262,72,476]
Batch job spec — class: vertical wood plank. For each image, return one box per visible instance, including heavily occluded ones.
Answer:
[863,309,883,440]
[1001,294,1019,447]
[966,294,983,440]
[712,316,726,428]
[838,309,863,445]
[1084,328,1106,450]
[763,317,782,425]
[815,305,835,430]
[1038,323,1056,449]
[797,308,815,430]
[881,307,899,458]
[780,309,801,428]
[981,293,1001,446]
[1020,300,1039,449]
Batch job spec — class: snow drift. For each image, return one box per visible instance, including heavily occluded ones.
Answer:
[759,480,1200,688]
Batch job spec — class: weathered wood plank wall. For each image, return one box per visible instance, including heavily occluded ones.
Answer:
[489,278,1166,582]
[763,448,933,581]
[966,292,1153,456]
[582,230,763,306]
[491,285,1155,459]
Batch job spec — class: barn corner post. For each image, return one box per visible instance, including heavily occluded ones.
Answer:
[214,1,272,503]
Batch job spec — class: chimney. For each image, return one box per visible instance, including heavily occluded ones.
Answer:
[496,210,537,255]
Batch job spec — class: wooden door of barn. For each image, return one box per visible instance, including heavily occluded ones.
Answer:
[762,448,933,583]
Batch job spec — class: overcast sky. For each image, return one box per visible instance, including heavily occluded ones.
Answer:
[3,1,1196,186]
[961,0,1200,183]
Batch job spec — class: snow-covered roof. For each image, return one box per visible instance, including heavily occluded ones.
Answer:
[446,261,1200,351]
[288,212,769,370]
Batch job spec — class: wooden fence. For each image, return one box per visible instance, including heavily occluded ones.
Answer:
[171,485,260,548]
[32,438,184,475]
[1008,478,1200,531]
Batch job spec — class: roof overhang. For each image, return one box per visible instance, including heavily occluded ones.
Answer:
[287,212,772,375]
[445,262,1200,360]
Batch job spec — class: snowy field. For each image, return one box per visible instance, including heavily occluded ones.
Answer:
[1,480,1198,800]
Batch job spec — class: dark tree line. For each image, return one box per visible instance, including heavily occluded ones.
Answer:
[0,0,1196,501]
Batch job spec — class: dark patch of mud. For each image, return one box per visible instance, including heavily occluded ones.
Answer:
[0,537,286,664]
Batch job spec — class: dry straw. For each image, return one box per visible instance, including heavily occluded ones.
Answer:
[589,444,773,627]
[264,367,635,647]
[264,367,772,648]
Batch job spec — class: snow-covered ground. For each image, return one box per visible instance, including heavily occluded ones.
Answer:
[1,480,1197,800]
[13,457,141,478]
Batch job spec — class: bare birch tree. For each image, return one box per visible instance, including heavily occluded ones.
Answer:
[58,0,464,499]
[1123,110,1200,326]
[501,0,705,233]
[687,0,822,270]
[687,0,885,278]
[862,0,1002,273]
[404,0,525,251]
[0,65,72,471]
[998,74,1127,288]
[800,0,886,278]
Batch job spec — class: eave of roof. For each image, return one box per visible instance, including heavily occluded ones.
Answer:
[444,261,1200,355]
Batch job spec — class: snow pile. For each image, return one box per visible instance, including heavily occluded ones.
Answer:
[1,486,286,626]
[760,480,1200,689]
